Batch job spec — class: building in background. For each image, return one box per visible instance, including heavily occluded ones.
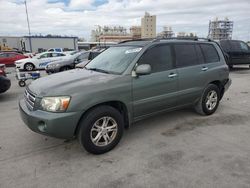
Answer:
[141,12,156,38]
[176,32,197,38]
[0,35,78,53]
[91,25,133,42]
[208,17,233,40]
[157,26,174,38]
[130,26,142,39]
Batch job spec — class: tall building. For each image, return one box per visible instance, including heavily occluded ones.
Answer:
[141,12,156,38]
[130,26,141,39]
[157,26,174,38]
[208,17,233,40]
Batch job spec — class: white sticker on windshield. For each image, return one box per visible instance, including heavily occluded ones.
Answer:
[125,48,142,54]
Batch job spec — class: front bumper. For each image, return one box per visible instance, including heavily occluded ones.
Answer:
[19,99,83,139]
[45,67,60,74]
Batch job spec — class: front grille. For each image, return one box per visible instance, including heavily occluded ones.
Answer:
[24,88,36,110]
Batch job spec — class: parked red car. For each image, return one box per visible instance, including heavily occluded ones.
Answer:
[0,52,28,66]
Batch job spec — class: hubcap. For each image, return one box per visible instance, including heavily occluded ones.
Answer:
[26,64,33,71]
[90,116,118,147]
[205,90,218,111]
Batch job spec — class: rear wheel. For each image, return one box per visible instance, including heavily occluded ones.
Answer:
[24,63,34,71]
[78,105,124,154]
[195,84,220,115]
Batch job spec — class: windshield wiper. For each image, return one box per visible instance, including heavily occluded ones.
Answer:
[86,67,110,74]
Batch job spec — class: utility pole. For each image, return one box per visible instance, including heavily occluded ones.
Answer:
[24,0,32,52]
[24,0,31,35]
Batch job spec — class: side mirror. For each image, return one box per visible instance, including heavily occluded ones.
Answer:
[135,64,151,76]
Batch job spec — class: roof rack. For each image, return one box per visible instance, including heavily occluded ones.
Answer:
[118,38,155,44]
[154,36,214,42]
[119,37,215,45]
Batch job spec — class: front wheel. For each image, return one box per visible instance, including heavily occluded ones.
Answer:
[78,106,124,154]
[24,63,35,71]
[195,84,220,115]
[18,80,26,87]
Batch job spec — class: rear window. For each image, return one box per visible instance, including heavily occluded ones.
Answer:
[200,44,220,63]
[175,44,199,67]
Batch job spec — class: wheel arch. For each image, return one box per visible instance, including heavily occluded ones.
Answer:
[24,62,35,69]
[74,100,130,137]
[209,80,224,100]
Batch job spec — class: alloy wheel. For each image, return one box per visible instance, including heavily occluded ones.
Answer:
[90,116,118,147]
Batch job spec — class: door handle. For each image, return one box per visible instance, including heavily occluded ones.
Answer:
[168,73,177,78]
[201,67,208,71]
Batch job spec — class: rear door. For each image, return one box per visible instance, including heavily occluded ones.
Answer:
[174,43,206,106]
[199,43,221,84]
[38,53,53,68]
[132,44,178,118]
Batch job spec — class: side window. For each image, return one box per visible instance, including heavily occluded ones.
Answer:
[195,45,204,64]
[200,44,220,63]
[240,42,249,51]
[48,49,54,52]
[51,53,64,57]
[175,44,198,67]
[137,44,173,73]
[6,53,15,57]
[40,54,49,58]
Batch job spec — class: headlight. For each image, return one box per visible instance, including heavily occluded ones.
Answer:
[40,96,71,112]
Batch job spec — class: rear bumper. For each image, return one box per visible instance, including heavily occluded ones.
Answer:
[19,99,83,139]
[0,76,11,93]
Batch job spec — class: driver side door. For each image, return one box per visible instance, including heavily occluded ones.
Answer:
[132,44,178,119]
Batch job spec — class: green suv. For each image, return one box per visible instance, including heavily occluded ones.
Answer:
[19,38,231,154]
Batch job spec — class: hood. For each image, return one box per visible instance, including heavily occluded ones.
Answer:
[28,69,118,96]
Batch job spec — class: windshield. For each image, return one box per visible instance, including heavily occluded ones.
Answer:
[85,46,142,74]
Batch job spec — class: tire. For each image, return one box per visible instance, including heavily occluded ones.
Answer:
[195,84,220,115]
[18,80,26,87]
[78,105,124,154]
[24,63,34,71]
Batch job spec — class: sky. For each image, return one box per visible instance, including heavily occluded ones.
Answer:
[0,0,250,41]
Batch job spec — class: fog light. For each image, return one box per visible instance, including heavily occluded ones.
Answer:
[38,121,47,132]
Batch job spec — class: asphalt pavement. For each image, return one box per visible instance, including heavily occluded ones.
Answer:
[1,67,250,188]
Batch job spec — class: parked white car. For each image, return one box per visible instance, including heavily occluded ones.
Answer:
[15,52,67,71]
